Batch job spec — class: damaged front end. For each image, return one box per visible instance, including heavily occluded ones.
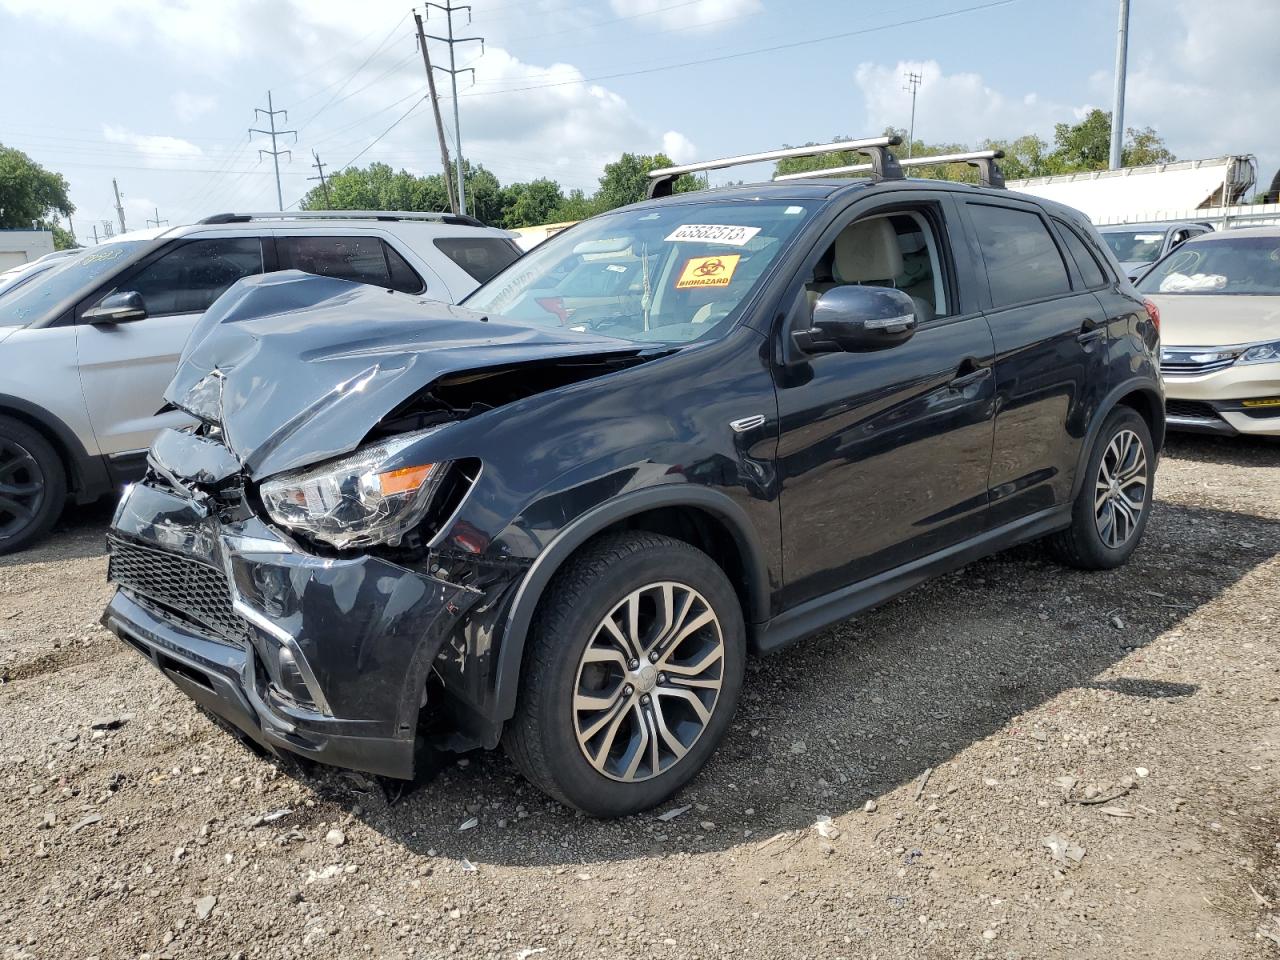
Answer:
[102,272,656,777]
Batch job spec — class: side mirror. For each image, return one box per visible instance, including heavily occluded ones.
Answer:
[84,291,147,325]
[793,285,917,354]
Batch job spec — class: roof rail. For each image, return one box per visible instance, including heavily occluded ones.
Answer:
[645,136,903,199]
[197,210,487,228]
[774,149,1007,189]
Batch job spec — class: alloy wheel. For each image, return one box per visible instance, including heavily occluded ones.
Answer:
[573,581,725,783]
[1093,428,1147,549]
[0,438,46,540]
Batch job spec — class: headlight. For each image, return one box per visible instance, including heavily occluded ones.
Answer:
[259,428,447,549]
[1238,341,1280,365]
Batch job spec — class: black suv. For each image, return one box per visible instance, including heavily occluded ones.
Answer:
[101,140,1163,817]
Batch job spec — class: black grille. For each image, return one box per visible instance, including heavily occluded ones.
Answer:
[1165,399,1220,420]
[107,536,248,645]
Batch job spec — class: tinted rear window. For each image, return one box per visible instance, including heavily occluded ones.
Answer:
[434,237,521,283]
[968,204,1071,307]
[1054,220,1109,289]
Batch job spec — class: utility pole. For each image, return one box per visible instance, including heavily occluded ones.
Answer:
[91,224,99,245]
[307,150,332,208]
[65,215,76,244]
[250,90,297,211]
[146,207,168,228]
[112,178,127,234]
[902,71,922,158]
[424,3,483,217]
[414,9,458,214]
[1109,0,1130,170]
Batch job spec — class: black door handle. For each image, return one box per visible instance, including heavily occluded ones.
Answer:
[949,360,991,389]
[1076,319,1105,344]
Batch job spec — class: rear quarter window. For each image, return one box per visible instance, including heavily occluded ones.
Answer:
[968,203,1072,307]
[434,236,521,284]
[1053,219,1109,289]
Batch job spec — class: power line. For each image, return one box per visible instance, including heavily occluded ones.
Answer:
[903,71,922,158]
[335,96,430,174]
[296,13,411,133]
[250,90,297,211]
[452,0,1018,100]
[307,150,331,208]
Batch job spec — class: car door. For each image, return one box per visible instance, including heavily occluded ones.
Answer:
[773,192,997,609]
[958,198,1110,527]
[76,235,268,458]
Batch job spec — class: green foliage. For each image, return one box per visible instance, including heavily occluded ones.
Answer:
[771,115,1176,185]
[298,151,699,228]
[51,224,78,250]
[0,144,75,236]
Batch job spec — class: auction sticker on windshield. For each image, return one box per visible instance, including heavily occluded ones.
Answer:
[675,254,741,289]
[665,224,761,246]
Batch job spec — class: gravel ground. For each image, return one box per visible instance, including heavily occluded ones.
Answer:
[1,433,1277,960]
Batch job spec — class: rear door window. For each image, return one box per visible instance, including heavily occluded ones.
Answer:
[433,236,521,284]
[112,238,264,316]
[1053,219,1108,289]
[968,203,1071,307]
[277,236,424,294]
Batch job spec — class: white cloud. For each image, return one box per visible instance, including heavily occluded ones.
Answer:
[171,91,217,123]
[853,59,1079,148]
[662,131,698,164]
[102,125,205,167]
[608,0,762,31]
[1113,0,1280,181]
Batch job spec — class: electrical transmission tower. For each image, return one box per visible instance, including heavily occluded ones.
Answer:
[250,91,297,211]
[423,3,483,216]
[308,150,332,208]
[146,207,168,228]
[414,9,458,214]
[902,71,922,158]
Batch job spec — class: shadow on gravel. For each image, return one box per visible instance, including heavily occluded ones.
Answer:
[1163,431,1280,467]
[0,499,114,568]
[259,494,1280,869]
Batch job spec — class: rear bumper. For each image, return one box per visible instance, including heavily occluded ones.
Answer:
[102,480,482,779]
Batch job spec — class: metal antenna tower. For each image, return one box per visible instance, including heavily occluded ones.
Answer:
[423,3,484,216]
[250,91,297,211]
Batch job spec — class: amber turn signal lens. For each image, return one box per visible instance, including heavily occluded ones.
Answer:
[375,464,435,496]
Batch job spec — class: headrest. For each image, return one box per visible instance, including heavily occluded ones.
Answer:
[834,218,903,282]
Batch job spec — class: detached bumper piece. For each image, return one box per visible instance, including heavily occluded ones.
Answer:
[102,480,481,779]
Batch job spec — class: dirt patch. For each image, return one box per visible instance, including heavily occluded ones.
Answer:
[0,435,1277,959]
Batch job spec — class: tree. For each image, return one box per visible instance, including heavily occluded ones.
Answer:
[500,178,566,229]
[1050,109,1176,172]
[0,144,75,247]
[980,134,1056,180]
[593,153,700,212]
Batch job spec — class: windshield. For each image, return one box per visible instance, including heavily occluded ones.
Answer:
[1137,236,1280,296]
[1101,229,1166,264]
[464,200,818,344]
[0,240,151,328]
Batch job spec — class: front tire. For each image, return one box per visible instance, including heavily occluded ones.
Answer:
[503,532,746,817]
[1046,406,1154,570]
[0,416,66,556]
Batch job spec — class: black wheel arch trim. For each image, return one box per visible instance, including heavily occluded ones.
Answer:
[491,484,772,722]
[0,393,111,503]
[1069,377,1164,503]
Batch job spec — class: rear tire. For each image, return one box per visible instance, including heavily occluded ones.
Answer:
[0,416,66,556]
[1046,406,1154,570]
[503,532,746,818]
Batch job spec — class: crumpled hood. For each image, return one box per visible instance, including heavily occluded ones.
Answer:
[166,270,646,479]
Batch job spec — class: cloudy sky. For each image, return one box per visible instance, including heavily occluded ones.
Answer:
[1,0,1277,238]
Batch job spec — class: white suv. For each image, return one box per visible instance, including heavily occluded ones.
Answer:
[0,210,522,553]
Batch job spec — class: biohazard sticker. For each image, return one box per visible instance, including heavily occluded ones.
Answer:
[665,224,761,246]
[675,254,741,289]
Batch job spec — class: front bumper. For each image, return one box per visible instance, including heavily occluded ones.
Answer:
[1163,361,1280,437]
[102,480,481,778]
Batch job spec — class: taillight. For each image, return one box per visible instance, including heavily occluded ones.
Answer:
[1143,298,1160,332]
